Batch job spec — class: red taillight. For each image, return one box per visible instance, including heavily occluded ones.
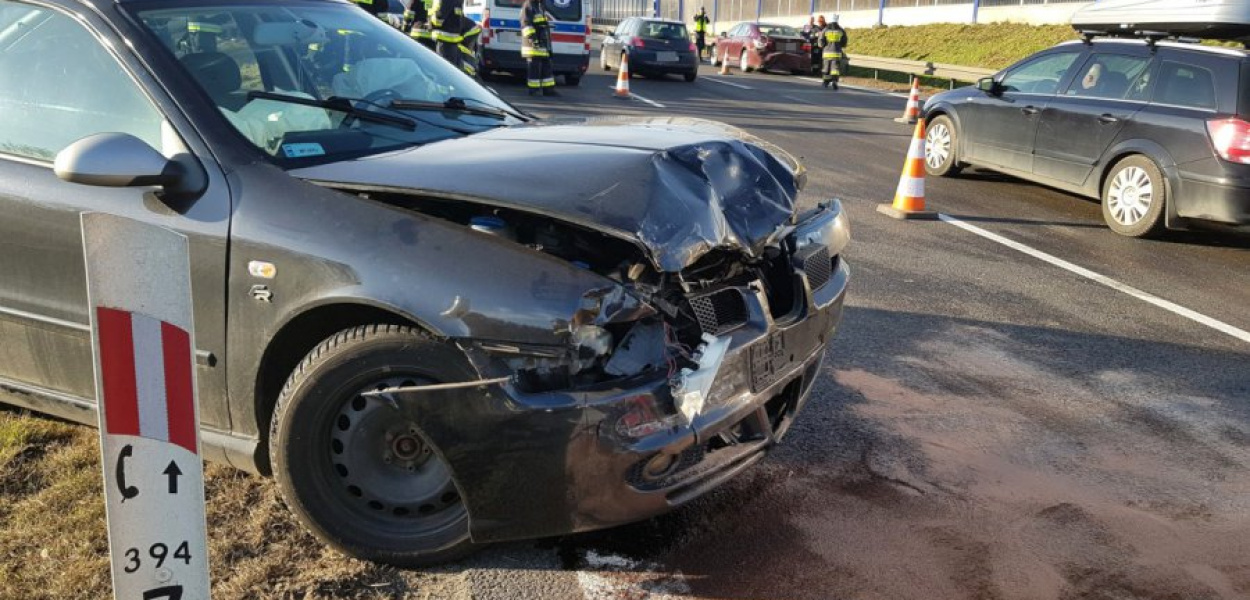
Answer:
[688,41,697,52]
[631,37,645,48]
[482,8,491,42]
[1207,118,1250,164]
[802,43,812,52]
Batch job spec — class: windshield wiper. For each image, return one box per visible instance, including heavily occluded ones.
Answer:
[246,91,417,131]
[389,97,529,121]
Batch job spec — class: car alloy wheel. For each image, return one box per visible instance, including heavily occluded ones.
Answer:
[740,50,750,72]
[925,122,952,171]
[1106,165,1154,227]
[601,49,609,70]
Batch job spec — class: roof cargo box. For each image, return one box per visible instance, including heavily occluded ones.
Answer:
[1071,0,1250,41]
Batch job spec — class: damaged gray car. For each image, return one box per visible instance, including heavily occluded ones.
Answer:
[0,0,849,565]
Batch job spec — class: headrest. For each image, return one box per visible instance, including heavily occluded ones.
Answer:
[179,52,242,97]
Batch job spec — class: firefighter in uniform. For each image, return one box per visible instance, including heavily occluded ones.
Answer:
[180,18,222,54]
[521,0,557,96]
[693,7,710,61]
[818,15,847,90]
[408,0,436,50]
[431,0,468,72]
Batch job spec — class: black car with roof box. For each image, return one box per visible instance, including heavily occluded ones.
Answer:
[923,20,1250,237]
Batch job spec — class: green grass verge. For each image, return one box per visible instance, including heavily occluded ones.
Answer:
[847,22,1079,72]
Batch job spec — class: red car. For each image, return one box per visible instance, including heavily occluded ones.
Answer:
[712,22,813,75]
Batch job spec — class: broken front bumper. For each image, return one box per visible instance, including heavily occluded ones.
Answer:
[388,206,849,543]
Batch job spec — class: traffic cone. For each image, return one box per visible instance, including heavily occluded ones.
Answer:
[718,47,731,75]
[894,77,922,124]
[614,53,631,98]
[877,119,938,220]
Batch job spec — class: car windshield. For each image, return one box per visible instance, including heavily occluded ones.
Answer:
[129,0,521,163]
[758,25,799,37]
[640,21,688,40]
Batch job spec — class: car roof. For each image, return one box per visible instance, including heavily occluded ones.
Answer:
[1056,37,1248,59]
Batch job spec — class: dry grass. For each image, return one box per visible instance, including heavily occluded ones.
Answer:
[0,408,467,599]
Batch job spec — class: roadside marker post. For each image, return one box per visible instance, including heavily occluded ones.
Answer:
[83,213,211,600]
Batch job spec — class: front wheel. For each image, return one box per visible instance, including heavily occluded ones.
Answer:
[269,325,478,566]
[924,115,963,177]
[601,49,610,71]
[1102,155,1167,238]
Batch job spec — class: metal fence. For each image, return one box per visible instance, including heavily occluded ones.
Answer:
[591,0,1087,27]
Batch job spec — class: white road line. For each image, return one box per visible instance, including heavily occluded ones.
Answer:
[939,214,1250,345]
[795,77,911,98]
[783,94,814,104]
[605,86,666,108]
[577,550,692,600]
[702,76,753,89]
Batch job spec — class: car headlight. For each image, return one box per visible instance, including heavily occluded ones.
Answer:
[793,199,849,257]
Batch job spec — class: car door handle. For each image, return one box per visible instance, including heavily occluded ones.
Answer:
[1021,106,1039,116]
[1097,114,1120,124]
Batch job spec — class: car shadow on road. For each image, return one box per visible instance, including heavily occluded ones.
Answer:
[465,305,1250,599]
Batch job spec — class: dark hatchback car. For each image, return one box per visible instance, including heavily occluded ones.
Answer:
[712,22,812,75]
[601,16,699,81]
[924,37,1250,237]
[0,0,849,566]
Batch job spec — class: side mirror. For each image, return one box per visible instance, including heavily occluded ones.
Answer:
[606,30,614,38]
[719,31,727,38]
[55,133,188,192]
[977,77,1001,95]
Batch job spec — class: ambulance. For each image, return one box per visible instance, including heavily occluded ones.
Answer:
[464,0,591,84]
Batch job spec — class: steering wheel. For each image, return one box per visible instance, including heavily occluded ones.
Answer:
[339,88,401,128]
[364,88,401,105]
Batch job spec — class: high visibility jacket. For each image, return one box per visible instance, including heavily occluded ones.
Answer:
[431,0,466,44]
[352,0,384,16]
[821,27,846,60]
[693,13,709,34]
[520,0,552,58]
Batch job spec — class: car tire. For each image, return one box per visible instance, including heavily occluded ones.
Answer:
[684,71,697,82]
[1102,155,1167,238]
[601,49,610,71]
[924,115,963,178]
[740,50,752,72]
[565,74,581,86]
[269,324,478,567]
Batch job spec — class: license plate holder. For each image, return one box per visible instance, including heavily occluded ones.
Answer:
[496,30,519,44]
[656,51,678,62]
[749,331,792,392]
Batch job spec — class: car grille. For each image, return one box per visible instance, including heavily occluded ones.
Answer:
[688,288,749,336]
[802,247,832,291]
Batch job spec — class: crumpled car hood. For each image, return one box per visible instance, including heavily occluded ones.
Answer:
[291,116,804,272]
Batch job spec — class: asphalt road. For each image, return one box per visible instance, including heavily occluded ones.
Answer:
[406,55,1250,600]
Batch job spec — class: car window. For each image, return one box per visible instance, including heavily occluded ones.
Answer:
[620,19,636,36]
[1000,51,1081,95]
[641,22,687,40]
[1154,60,1217,110]
[493,0,581,21]
[730,24,745,37]
[1065,53,1152,100]
[758,25,799,37]
[0,2,164,161]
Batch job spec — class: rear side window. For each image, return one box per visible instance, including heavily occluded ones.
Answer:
[1065,53,1152,100]
[1154,61,1217,110]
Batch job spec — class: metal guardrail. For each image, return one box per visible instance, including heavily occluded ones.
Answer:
[846,53,997,82]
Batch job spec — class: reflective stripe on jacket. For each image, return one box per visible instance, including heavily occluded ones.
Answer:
[520,0,552,60]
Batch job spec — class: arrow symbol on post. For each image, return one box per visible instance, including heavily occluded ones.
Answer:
[163,460,182,494]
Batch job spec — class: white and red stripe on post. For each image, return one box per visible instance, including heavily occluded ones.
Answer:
[97,307,197,454]
[83,213,211,600]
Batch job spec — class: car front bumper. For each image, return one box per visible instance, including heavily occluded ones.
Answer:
[385,204,850,543]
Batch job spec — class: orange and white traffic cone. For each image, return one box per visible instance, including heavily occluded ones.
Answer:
[614,53,631,98]
[894,77,922,124]
[718,47,731,75]
[877,119,938,220]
